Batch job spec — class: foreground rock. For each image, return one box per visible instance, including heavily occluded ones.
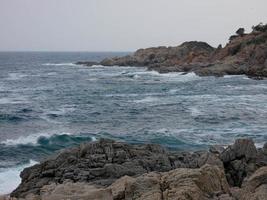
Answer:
[77,23,267,78]
[11,139,221,198]
[220,139,258,186]
[10,138,267,199]
[236,166,267,200]
[21,165,230,200]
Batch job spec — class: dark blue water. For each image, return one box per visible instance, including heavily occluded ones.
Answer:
[0,52,267,194]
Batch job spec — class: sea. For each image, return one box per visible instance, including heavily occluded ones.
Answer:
[0,52,267,194]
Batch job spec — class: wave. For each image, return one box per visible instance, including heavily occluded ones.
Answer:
[0,160,38,195]
[0,133,97,166]
[122,70,200,81]
[188,106,203,117]
[0,96,29,105]
[133,96,159,103]
[42,63,78,66]
[0,133,97,190]
[1,132,73,146]
[6,73,27,81]
[223,75,244,78]
[0,113,27,123]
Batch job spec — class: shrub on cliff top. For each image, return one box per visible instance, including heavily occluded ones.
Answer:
[252,23,267,32]
[236,28,245,36]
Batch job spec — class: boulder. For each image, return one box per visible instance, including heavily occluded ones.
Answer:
[220,139,258,186]
[238,166,267,200]
[220,139,257,163]
[112,164,231,200]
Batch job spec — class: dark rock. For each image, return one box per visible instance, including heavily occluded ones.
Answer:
[10,138,267,199]
[220,139,257,163]
[209,145,225,154]
[238,166,267,200]
[220,139,258,187]
[11,139,205,198]
[197,152,224,169]
[75,61,100,66]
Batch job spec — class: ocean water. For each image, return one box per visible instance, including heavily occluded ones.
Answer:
[0,52,267,194]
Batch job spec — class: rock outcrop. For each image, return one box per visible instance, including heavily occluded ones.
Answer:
[77,23,267,78]
[10,139,267,200]
[11,139,221,198]
[238,166,267,200]
[219,139,258,186]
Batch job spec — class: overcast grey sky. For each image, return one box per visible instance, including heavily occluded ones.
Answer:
[0,0,267,51]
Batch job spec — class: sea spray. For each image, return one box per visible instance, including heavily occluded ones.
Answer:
[0,160,38,195]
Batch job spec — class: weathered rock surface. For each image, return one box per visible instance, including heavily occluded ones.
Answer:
[10,139,267,200]
[238,166,267,200]
[77,23,267,78]
[118,164,231,200]
[11,165,232,200]
[220,139,259,186]
[11,139,219,198]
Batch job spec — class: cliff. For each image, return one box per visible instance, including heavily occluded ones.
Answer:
[77,23,267,78]
[8,138,267,200]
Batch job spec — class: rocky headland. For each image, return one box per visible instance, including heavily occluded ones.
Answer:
[77,23,267,79]
[5,138,267,200]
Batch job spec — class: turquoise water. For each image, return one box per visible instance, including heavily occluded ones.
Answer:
[0,52,267,194]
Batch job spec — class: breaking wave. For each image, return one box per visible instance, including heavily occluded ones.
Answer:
[42,63,78,66]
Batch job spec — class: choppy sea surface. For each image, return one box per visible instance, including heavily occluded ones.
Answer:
[0,52,267,194]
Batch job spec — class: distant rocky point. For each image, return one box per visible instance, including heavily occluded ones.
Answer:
[77,23,267,79]
[8,138,267,200]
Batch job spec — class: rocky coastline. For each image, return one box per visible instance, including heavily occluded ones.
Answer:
[77,23,267,79]
[5,138,267,200]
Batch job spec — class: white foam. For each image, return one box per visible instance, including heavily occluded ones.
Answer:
[223,75,244,78]
[0,160,38,195]
[42,63,78,66]
[134,96,159,103]
[1,132,72,146]
[91,136,97,141]
[168,89,179,94]
[133,74,139,79]
[46,72,58,76]
[48,106,76,116]
[251,84,267,89]
[125,70,200,82]
[6,73,27,80]
[0,96,29,104]
[255,142,265,148]
[189,107,203,117]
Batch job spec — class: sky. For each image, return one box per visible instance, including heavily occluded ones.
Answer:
[0,0,267,52]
